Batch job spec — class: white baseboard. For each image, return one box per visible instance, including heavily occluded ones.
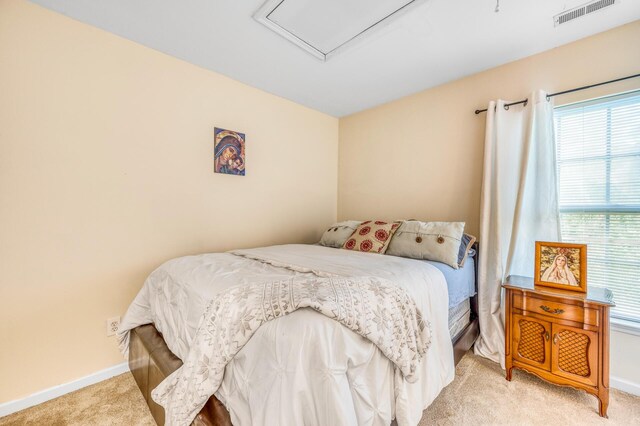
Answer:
[611,375,640,396]
[0,362,130,418]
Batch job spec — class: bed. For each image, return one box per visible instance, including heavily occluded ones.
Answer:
[120,243,479,426]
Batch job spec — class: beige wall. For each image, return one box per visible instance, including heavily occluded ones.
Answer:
[0,1,338,403]
[339,20,640,237]
[339,21,640,389]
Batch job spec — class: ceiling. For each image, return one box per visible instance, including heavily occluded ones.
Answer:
[30,0,640,117]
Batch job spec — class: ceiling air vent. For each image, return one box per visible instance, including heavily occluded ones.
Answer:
[554,0,618,26]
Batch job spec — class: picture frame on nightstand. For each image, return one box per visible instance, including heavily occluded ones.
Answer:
[534,241,587,293]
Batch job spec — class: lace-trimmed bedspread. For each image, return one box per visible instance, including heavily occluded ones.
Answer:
[152,276,431,426]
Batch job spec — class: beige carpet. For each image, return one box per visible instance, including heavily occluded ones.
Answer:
[0,373,155,426]
[1,353,638,425]
[420,353,640,425]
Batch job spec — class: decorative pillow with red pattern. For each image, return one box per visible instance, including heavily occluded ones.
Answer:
[342,220,400,254]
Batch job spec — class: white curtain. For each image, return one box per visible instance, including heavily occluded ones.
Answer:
[474,90,561,367]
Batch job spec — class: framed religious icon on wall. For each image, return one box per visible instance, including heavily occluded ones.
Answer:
[534,241,587,293]
[214,127,245,176]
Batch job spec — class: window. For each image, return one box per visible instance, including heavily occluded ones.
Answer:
[554,91,640,324]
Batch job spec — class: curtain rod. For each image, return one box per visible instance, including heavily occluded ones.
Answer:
[474,72,640,115]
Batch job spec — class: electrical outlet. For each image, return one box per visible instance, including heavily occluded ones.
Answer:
[106,316,120,337]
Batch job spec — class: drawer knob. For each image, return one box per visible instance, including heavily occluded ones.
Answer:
[540,305,565,315]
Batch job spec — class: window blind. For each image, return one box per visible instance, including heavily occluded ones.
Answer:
[554,90,640,323]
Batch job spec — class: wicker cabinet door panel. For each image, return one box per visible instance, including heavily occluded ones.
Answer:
[512,314,551,371]
[551,323,598,386]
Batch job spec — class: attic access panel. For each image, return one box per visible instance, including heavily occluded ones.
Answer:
[254,0,427,61]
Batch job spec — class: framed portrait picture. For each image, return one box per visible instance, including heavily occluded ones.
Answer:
[534,241,587,293]
[214,127,245,176]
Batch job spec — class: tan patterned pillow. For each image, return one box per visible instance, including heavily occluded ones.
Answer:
[386,220,465,268]
[342,220,400,254]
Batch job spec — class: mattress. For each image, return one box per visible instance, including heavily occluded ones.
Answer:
[448,298,471,338]
[424,256,476,308]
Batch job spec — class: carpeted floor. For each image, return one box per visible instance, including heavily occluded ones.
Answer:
[0,374,155,426]
[1,353,638,425]
[419,353,640,425]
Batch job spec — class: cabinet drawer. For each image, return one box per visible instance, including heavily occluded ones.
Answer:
[513,293,599,326]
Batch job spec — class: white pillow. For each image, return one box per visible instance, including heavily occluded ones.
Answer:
[318,221,362,248]
[386,220,465,268]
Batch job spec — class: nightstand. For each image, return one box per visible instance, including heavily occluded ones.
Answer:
[503,275,615,417]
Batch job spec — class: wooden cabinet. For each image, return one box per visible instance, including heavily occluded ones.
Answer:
[504,275,614,417]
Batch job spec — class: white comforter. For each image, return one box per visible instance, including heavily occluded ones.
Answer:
[118,244,454,426]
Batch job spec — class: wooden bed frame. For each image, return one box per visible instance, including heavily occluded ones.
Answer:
[129,243,480,425]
